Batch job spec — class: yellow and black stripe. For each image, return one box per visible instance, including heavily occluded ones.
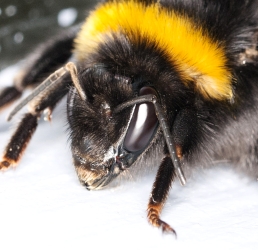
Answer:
[75,0,232,100]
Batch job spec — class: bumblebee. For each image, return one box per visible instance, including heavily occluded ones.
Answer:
[1,0,258,235]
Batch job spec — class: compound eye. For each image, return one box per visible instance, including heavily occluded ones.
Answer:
[124,87,158,152]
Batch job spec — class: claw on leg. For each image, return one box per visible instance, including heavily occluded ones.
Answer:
[147,203,177,237]
[147,155,177,236]
[0,157,17,170]
[0,157,15,170]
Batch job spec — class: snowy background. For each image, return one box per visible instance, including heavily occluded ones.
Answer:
[0,1,258,250]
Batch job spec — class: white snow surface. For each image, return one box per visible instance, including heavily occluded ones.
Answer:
[0,66,258,250]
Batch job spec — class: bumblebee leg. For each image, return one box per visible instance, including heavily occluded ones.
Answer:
[0,113,38,169]
[0,76,70,169]
[0,27,77,111]
[147,155,177,236]
[29,74,71,121]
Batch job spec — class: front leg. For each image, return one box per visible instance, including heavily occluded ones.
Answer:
[147,155,177,235]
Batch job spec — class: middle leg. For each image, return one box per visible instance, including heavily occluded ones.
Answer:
[0,74,71,169]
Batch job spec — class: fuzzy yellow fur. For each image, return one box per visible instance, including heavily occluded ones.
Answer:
[74,0,233,100]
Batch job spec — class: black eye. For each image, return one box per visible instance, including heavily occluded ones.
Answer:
[124,87,158,152]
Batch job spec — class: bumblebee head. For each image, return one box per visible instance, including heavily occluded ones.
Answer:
[67,66,129,189]
[67,65,163,189]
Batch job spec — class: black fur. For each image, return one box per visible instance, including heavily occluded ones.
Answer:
[70,0,258,178]
[1,0,258,234]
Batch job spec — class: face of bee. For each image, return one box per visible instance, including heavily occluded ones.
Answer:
[67,67,160,189]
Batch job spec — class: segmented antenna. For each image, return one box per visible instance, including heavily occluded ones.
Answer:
[66,62,86,101]
[7,67,68,121]
[7,62,84,121]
